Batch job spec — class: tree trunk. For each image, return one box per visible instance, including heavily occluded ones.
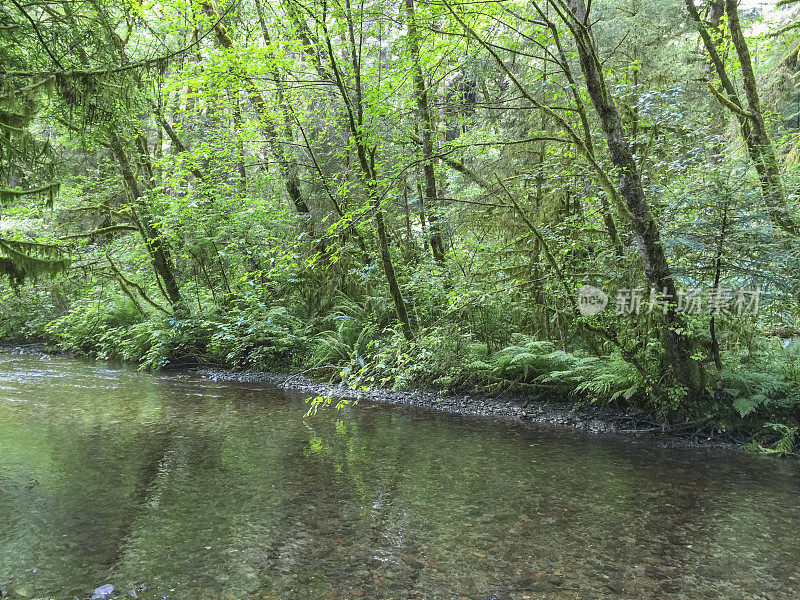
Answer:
[725,0,797,235]
[65,3,182,308]
[320,13,414,340]
[567,0,704,397]
[109,132,182,307]
[405,0,445,263]
[232,90,246,194]
[709,200,729,371]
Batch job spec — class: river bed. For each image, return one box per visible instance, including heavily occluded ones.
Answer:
[0,353,798,599]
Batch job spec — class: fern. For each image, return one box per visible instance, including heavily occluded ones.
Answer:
[572,353,645,402]
[484,337,645,402]
[312,297,377,369]
[722,347,800,418]
[747,423,798,456]
[732,394,761,417]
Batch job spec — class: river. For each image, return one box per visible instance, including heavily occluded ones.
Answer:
[0,352,798,599]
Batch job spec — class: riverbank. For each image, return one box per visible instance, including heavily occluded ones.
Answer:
[198,367,746,451]
[0,342,755,452]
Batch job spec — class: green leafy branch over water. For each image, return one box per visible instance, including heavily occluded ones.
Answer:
[305,394,355,417]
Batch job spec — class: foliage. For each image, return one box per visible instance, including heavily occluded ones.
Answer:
[0,0,799,442]
[208,302,309,371]
[746,423,799,456]
[720,342,800,419]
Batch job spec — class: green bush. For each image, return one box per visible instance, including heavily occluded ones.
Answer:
[209,302,309,371]
[720,341,800,420]
[45,294,143,356]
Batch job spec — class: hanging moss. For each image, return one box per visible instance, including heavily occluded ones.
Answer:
[0,182,61,205]
[0,258,25,286]
[0,108,33,131]
[0,238,69,285]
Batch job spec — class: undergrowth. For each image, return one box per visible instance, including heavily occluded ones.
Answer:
[1,289,798,455]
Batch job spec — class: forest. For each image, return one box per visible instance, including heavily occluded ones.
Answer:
[1,0,800,450]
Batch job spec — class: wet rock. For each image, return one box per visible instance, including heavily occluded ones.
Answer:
[511,576,534,588]
[349,588,364,597]
[90,585,117,600]
[28,568,38,575]
[605,580,624,593]
[659,581,679,594]
[126,590,137,598]
[158,594,171,600]
[136,584,149,593]
[531,580,555,592]
[400,555,424,570]
[192,365,740,449]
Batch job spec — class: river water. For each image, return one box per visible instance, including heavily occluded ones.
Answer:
[0,352,798,600]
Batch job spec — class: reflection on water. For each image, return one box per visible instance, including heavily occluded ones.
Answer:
[0,353,798,599]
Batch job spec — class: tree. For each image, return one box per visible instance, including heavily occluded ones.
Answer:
[445,0,706,397]
[686,0,799,236]
[0,1,69,284]
[3,0,800,430]
[405,0,446,263]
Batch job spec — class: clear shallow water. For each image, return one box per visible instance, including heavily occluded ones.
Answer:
[0,354,799,600]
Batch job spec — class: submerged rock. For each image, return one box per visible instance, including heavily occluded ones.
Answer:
[400,555,424,570]
[90,584,118,600]
[126,590,137,598]
[28,568,39,575]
